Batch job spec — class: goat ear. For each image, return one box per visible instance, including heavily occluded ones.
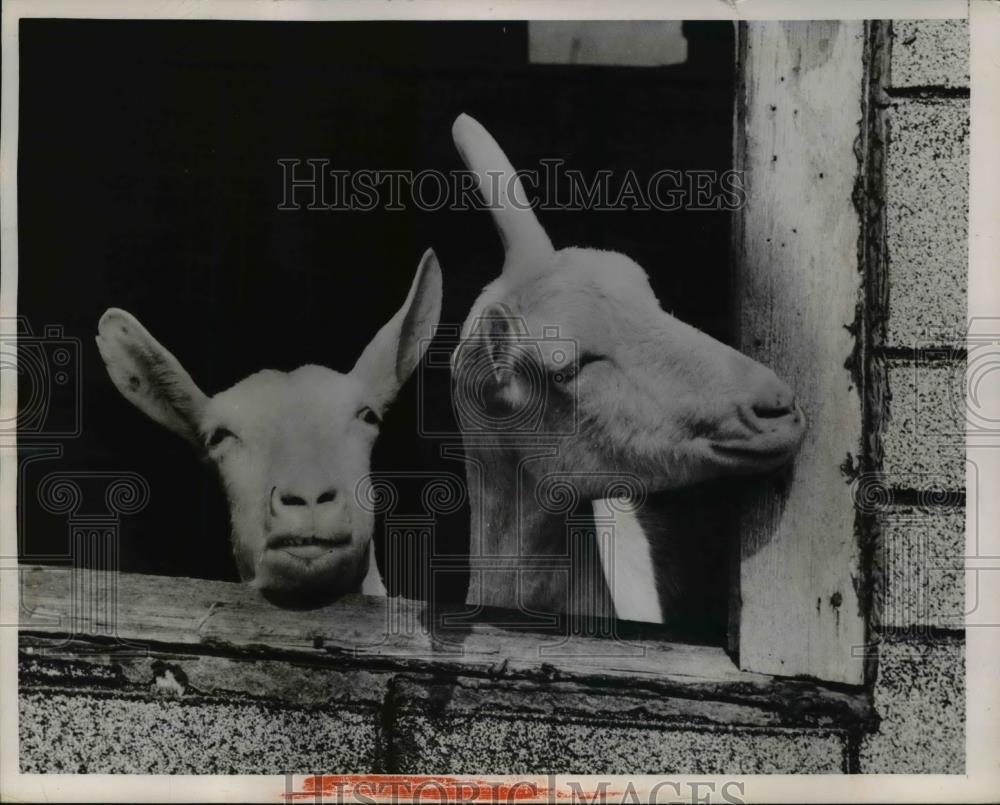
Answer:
[452,113,554,275]
[96,308,209,446]
[477,302,522,385]
[352,248,443,410]
[454,303,532,415]
[481,303,539,411]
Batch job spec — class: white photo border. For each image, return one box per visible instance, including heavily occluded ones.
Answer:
[2,1,995,802]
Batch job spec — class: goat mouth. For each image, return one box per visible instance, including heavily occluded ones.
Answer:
[709,436,801,471]
[266,534,351,561]
[708,404,806,469]
[712,441,793,459]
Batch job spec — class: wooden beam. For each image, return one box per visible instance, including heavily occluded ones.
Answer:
[19,564,871,727]
[731,21,868,684]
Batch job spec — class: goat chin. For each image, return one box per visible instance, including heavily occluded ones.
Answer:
[248,545,368,609]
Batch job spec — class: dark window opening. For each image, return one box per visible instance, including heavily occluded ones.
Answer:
[18,19,735,646]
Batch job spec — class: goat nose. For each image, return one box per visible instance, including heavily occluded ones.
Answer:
[751,372,796,419]
[278,492,308,507]
[271,486,338,511]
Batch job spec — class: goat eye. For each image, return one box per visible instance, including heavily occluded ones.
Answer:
[206,427,236,448]
[551,364,579,384]
[552,353,603,385]
[358,406,381,426]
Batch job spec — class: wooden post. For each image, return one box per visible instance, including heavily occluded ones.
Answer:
[731,21,868,685]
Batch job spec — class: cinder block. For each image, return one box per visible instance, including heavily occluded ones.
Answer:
[884,99,969,346]
[875,506,965,629]
[882,360,966,488]
[387,678,847,774]
[17,653,387,774]
[890,20,969,89]
[19,691,378,773]
[859,633,964,773]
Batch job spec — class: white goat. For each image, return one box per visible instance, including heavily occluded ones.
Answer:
[97,250,441,607]
[449,114,806,624]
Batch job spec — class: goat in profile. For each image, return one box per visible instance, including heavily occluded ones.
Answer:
[449,114,806,624]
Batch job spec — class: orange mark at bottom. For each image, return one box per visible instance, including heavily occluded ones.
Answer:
[284,775,549,801]
[284,774,620,802]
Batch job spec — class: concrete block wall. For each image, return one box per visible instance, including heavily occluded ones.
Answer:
[18,653,389,774]
[863,18,968,774]
[385,678,850,775]
[19,649,859,775]
[19,691,380,774]
[859,634,965,772]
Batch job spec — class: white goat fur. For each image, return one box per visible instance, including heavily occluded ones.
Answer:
[449,114,806,623]
[97,250,442,606]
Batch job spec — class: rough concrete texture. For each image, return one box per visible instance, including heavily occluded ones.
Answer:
[890,19,969,89]
[859,633,964,773]
[392,712,847,774]
[387,679,848,774]
[876,507,965,629]
[882,360,966,488]
[19,691,377,773]
[885,99,969,346]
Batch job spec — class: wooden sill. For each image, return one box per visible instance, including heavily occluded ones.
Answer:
[18,564,872,730]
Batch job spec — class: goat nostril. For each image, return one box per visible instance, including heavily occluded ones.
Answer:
[752,395,795,420]
[279,494,307,507]
[317,490,337,505]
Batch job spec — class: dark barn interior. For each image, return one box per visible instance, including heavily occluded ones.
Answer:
[18,19,735,641]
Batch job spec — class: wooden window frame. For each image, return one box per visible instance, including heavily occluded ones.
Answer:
[730,20,871,686]
[18,21,875,719]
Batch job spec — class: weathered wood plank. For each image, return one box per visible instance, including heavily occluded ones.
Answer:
[18,564,871,727]
[18,565,760,683]
[732,21,867,684]
[20,638,391,706]
[16,638,820,730]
